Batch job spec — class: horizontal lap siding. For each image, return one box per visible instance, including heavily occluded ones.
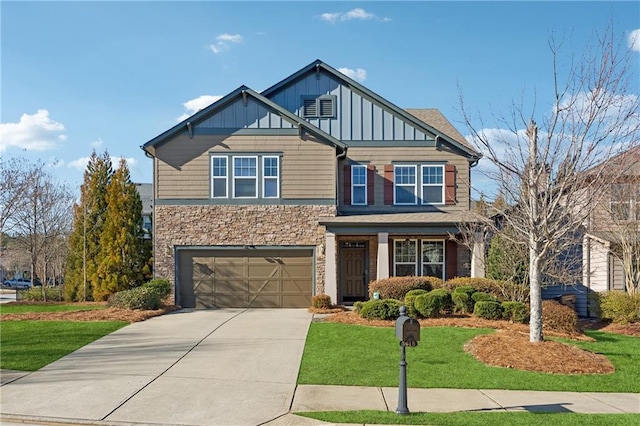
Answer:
[342,147,471,211]
[155,134,336,199]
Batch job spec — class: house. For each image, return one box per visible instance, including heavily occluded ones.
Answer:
[583,146,640,295]
[141,60,482,308]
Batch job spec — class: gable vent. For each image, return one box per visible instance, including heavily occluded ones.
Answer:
[303,99,317,117]
[319,98,334,117]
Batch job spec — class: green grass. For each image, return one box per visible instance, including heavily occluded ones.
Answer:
[0,320,127,371]
[298,410,640,426]
[0,303,106,314]
[298,323,640,392]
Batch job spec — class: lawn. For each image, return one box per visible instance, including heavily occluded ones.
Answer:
[298,410,640,426]
[298,323,640,392]
[0,320,127,371]
[0,303,106,314]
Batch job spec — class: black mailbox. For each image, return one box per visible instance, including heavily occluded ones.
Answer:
[395,315,420,347]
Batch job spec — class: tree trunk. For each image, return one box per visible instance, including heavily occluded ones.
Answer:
[529,251,543,342]
[527,120,544,342]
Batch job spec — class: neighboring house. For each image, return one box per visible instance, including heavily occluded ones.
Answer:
[135,183,153,239]
[583,146,640,294]
[141,60,482,308]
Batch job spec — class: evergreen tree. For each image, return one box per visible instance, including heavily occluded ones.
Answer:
[94,159,146,300]
[64,151,113,301]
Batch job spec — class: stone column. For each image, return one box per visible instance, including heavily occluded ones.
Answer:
[377,232,390,279]
[324,232,337,303]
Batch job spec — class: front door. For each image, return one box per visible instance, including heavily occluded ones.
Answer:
[340,242,368,303]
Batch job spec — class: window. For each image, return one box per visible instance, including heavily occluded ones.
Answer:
[609,183,639,221]
[394,240,417,276]
[421,165,444,204]
[394,165,417,205]
[393,239,445,279]
[302,95,336,118]
[233,157,257,198]
[351,165,367,205]
[421,240,444,278]
[211,156,228,198]
[263,156,279,198]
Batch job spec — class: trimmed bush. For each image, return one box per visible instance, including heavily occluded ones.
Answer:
[453,285,476,297]
[368,276,442,301]
[19,287,64,302]
[358,299,403,320]
[143,278,172,299]
[311,294,332,309]
[451,292,472,314]
[353,301,364,314]
[473,301,504,320]
[108,286,162,310]
[542,300,581,334]
[414,291,447,318]
[502,301,529,323]
[472,292,497,303]
[443,277,501,295]
[598,291,640,324]
[404,289,429,318]
[430,288,452,312]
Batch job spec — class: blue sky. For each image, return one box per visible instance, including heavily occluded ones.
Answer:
[2,1,639,197]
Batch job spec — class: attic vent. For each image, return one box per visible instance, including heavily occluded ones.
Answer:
[301,95,336,118]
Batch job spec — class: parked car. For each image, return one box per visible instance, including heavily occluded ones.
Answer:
[3,278,32,289]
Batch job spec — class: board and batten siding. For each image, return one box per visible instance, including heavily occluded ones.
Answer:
[154,134,336,200]
[194,97,296,130]
[340,147,471,211]
[267,72,432,142]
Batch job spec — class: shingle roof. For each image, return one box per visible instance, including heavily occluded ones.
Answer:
[319,211,472,226]
[405,109,474,151]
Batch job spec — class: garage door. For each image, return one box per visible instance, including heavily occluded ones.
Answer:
[178,248,313,308]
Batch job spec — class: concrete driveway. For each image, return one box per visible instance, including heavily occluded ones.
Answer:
[0,309,314,425]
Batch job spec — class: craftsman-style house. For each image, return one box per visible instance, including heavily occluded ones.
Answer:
[142,60,482,308]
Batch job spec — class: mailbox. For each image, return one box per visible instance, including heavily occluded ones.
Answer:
[395,313,420,347]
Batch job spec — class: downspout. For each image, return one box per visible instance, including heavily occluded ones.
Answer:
[335,147,348,215]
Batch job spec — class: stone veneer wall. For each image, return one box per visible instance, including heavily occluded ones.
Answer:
[154,205,336,297]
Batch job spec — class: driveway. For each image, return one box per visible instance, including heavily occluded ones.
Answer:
[0,309,313,425]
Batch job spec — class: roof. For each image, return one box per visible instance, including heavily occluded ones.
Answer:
[405,109,474,151]
[585,146,640,176]
[262,59,482,162]
[141,85,346,156]
[318,211,472,226]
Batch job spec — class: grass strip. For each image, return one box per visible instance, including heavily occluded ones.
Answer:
[0,320,127,371]
[0,303,106,314]
[298,410,640,426]
[298,323,640,392]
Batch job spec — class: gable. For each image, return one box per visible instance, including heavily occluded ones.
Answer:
[194,96,296,132]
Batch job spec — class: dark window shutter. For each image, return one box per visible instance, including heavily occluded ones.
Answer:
[446,240,458,280]
[367,164,375,205]
[384,165,394,205]
[445,164,456,205]
[344,164,351,205]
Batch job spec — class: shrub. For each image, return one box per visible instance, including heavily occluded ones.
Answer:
[19,287,64,302]
[358,299,403,320]
[502,301,529,323]
[108,286,162,310]
[143,278,172,300]
[430,288,452,312]
[444,277,501,295]
[369,276,442,301]
[598,291,640,324]
[453,285,476,297]
[311,294,332,309]
[451,292,472,314]
[404,289,429,318]
[414,291,448,318]
[472,292,497,303]
[542,300,581,334]
[473,301,504,320]
[353,301,365,314]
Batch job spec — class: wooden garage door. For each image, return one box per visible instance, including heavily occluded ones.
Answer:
[178,249,313,308]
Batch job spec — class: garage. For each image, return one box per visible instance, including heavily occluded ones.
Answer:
[177,248,314,308]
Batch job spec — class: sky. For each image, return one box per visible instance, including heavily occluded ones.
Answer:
[1,1,639,198]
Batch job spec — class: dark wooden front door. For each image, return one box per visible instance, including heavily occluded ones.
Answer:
[340,242,368,303]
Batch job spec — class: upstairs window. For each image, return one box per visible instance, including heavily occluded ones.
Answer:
[351,165,367,205]
[302,95,336,118]
[211,156,228,198]
[421,165,444,204]
[394,165,417,205]
[263,156,280,198]
[233,157,257,198]
[385,163,455,206]
[610,183,639,221]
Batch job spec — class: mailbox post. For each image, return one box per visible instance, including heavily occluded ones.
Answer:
[394,305,420,415]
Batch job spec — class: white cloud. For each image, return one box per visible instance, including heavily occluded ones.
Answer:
[68,155,137,172]
[0,109,66,153]
[210,33,243,54]
[338,67,367,82]
[319,8,389,24]
[177,95,223,122]
[91,138,103,148]
[628,28,640,52]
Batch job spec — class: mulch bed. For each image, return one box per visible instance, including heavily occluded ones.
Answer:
[0,304,180,323]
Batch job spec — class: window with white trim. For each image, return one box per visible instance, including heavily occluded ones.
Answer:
[394,239,417,276]
[421,240,444,279]
[233,156,257,198]
[421,165,444,204]
[263,156,279,198]
[394,165,417,205]
[211,156,228,198]
[609,183,639,221]
[351,165,367,205]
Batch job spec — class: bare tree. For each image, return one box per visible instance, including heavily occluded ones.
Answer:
[461,27,640,341]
